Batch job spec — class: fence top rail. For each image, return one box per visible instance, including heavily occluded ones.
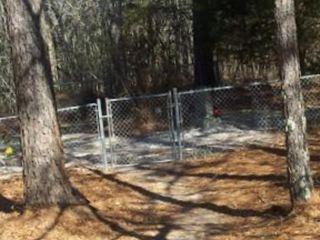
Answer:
[107,92,170,102]
[57,103,97,112]
[178,82,278,96]
[178,85,237,96]
[178,74,320,96]
[301,74,320,80]
[0,115,18,121]
[0,103,97,120]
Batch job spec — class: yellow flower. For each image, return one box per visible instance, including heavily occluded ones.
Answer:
[4,146,14,157]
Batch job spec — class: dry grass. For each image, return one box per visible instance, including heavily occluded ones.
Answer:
[1,133,320,239]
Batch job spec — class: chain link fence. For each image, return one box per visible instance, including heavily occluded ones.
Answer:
[0,103,101,167]
[302,75,320,126]
[58,104,101,164]
[177,75,320,159]
[1,75,320,169]
[105,93,174,166]
[0,116,20,166]
[178,82,283,159]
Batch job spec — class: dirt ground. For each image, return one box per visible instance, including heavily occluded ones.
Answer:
[1,133,320,239]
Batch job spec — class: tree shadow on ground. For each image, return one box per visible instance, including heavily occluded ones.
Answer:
[88,169,290,218]
[68,186,156,240]
[33,207,65,240]
[0,165,291,240]
[87,205,155,240]
[134,162,288,197]
[136,164,286,183]
[0,193,154,240]
[82,168,283,239]
[0,194,23,214]
[248,144,320,188]
[248,144,320,162]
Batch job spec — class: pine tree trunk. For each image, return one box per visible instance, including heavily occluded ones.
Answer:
[42,8,59,84]
[275,0,313,205]
[4,0,82,207]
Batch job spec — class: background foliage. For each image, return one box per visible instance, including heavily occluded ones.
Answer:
[1,0,320,114]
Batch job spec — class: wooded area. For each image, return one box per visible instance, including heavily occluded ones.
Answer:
[0,0,320,239]
[1,0,320,113]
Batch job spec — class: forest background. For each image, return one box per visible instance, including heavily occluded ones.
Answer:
[0,0,319,114]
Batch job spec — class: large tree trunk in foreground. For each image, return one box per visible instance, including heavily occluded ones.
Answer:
[42,9,59,84]
[4,0,82,207]
[275,0,313,205]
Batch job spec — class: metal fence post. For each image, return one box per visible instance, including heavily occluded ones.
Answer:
[173,88,183,160]
[95,102,102,144]
[97,98,108,167]
[168,91,177,160]
[105,98,115,167]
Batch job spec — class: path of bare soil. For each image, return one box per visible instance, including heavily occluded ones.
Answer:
[1,133,320,239]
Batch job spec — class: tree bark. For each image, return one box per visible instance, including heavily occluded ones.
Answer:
[275,0,313,205]
[42,2,59,84]
[4,0,82,207]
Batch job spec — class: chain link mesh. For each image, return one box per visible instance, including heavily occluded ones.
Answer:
[301,75,320,127]
[249,81,284,130]
[0,103,100,166]
[0,116,21,166]
[178,75,320,159]
[0,75,319,168]
[108,94,173,166]
[57,104,100,164]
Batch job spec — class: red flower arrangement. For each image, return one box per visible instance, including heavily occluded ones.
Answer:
[213,108,223,117]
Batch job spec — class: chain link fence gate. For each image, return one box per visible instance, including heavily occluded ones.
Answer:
[98,74,320,167]
[99,93,177,167]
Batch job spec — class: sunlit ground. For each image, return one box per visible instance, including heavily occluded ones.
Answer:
[0,132,320,239]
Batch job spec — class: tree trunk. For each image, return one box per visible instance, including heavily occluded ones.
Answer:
[193,0,219,88]
[275,0,313,206]
[42,1,59,84]
[192,0,220,128]
[4,0,82,207]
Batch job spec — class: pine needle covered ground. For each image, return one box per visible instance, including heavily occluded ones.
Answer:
[1,132,320,239]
